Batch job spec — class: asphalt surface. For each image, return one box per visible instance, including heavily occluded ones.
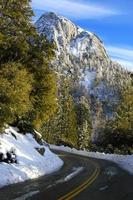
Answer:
[0,150,133,200]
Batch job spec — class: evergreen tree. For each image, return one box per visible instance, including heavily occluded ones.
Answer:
[0,0,35,63]
[0,62,33,128]
[75,96,92,150]
[0,0,57,131]
[92,99,106,143]
[32,67,57,130]
[43,77,78,147]
[57,78,78,147]
[112,84,133,146]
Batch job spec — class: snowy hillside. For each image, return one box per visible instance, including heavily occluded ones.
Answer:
[0,127,63,188]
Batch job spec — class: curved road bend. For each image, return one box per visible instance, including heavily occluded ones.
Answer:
[0,150,133,200]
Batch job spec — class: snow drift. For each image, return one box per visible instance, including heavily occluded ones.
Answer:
[0,127,63,188]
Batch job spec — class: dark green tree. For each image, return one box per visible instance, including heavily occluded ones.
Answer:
[92,99,106,143]
[0,0,57,131]
[111,84,133,146]
[0,62,33,128]
[0,0,35,63]
[56,78,78,147]
[75,96,92,150]
[42,77,78,147]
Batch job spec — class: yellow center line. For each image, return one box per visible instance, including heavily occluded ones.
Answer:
[57,154,66,157]
[65,167,100,200]
[58,161,100,200]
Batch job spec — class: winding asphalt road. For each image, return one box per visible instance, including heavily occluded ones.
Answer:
[0,150,133,200]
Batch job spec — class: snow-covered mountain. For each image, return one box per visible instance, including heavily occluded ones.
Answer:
[36,13,131,112]
[36,12,108,69]
[35,12,130,89]
[35,12,131,127]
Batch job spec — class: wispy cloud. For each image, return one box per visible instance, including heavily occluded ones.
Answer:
[31,0,120,19]
[107,46,133,71]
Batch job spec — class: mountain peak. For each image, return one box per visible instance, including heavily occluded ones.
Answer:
[36,11,75,31]
[35,12,107,59]
[40,12,61,20]
[37,12,73,23]
[35,12,78,40]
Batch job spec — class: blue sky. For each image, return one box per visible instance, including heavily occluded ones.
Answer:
[31,0,133,71]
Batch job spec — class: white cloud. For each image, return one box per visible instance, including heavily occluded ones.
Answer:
[107,46,133,71]
[31,0,120,19]
[114,59,133,71]
[107,46,133,61]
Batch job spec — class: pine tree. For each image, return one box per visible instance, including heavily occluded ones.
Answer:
[112,84,133,146]
[0,62,33,128]
[57,78,78,147]
[0,0,35,63]
[41,77,78,147]
[32,67,57,130]
[0,0,57,131]
[92,99,106,143]
[75,96,92,150]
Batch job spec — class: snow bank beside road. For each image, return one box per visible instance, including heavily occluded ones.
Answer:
[51,145,133,175]
[0,127,63,188]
